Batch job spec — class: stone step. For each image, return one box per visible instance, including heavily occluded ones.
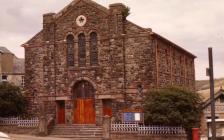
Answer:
[53,127,102,130]
[51,128,103,131]
[49,125,103,139]
[50,131,102,135]
[56,124,98,126]
[49,134,103,138]
[54,125,101,128]
[51,129,102,132]
[50,134,103,137]
[51,130,102,133]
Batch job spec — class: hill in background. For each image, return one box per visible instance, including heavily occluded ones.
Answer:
[13,57,24,73]
[196,78,224,101]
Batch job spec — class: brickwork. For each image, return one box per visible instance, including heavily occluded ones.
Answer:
[22,0,196,124]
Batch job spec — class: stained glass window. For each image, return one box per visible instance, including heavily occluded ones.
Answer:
[90,32,98,65]
[67,35,74,66]
[78,33,86,67]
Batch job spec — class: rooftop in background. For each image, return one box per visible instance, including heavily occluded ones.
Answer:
[0,46,14,54]
[0,46,24,74]
[197,78,224,101]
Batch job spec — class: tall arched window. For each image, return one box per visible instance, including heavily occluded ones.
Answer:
[90,32,98,65]
[78,33,86,67]
[67,34,74,66]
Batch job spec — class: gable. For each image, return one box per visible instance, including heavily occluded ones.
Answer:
[55,1,108,27]
[22,0,109,47]
[22,30,43,47]
[203,90,224,109]
[55,0,109,23]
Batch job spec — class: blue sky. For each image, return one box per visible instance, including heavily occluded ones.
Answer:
[0,0,223,80]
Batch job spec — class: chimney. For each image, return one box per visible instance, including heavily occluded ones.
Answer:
[43,13,56,42]
[109,3,126,15]
[109,3,126,35]
[43,13,55,26]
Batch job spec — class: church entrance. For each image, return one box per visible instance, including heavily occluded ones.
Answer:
[73,80,95,124]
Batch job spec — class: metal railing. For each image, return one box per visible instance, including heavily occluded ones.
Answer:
[0,117,39,128]
[111,123,185,135]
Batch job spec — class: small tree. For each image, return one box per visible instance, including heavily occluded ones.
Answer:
[143,86,202,139]
[122,6,130,21]
[0,82,28,117]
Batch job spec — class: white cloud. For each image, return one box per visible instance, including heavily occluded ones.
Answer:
[0,0,223,80]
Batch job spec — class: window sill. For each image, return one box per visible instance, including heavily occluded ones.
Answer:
[68,65,100,71]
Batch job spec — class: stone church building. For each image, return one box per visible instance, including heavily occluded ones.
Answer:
[22,0,196,125]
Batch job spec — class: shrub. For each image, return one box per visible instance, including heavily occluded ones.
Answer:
[0,82,28,117]
[143,86,202,139]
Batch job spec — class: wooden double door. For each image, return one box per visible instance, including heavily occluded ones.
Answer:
[74,99,95,124]
[73,81,95,124]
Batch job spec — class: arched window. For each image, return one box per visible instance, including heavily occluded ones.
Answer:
[90,32,98,65]
[72,80,95,99]
[67,34,74,66]
[78,33,86,67]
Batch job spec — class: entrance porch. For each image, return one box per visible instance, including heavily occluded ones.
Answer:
[55,80,113,125]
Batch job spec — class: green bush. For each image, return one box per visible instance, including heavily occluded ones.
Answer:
[143,86,202,139]
[0,82,28,117]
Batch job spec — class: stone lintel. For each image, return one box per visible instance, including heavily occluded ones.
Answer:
[96,94,123,99]
[55,96,70,101]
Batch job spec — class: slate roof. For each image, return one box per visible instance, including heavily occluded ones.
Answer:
[0,46,13,54]
[202,89,224,109]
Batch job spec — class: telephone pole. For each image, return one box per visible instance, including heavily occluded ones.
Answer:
[207,47,216,139]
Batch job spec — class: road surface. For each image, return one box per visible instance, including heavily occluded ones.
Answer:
[9,134,70,140]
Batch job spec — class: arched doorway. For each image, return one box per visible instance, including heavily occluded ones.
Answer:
[73,80,95,124]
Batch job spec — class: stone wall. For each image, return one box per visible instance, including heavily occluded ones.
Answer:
[24,46,45,114]
[154,36,195,90]
[111,133,187,140]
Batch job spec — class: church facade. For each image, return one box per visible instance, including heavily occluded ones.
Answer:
[22,0,196,125]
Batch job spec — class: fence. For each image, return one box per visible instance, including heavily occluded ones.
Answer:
[0,117,39,128]
[111,123,186,135]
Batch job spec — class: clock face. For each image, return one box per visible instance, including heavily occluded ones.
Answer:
[76,15,87,27]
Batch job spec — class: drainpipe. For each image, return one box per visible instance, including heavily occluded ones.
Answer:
[122,33,126,107]
[122,18,127,107]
